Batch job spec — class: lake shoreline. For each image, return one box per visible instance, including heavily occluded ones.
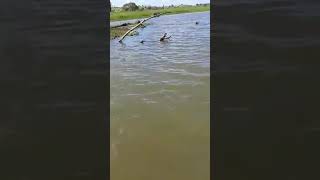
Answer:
[111,6,210,21]
[110,11,209,39]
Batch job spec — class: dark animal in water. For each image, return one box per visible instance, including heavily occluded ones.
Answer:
[120,23,129,26]
[140,40,144,43]
[160,33,171,41]
[195,21,199,25]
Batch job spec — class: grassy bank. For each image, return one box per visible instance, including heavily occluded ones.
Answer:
[110,6,210,21]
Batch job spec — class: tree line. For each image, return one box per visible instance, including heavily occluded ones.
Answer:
[111,2,210,12]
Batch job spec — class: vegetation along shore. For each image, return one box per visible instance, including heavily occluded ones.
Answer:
[110,3,210,39]
[111,4,210,21]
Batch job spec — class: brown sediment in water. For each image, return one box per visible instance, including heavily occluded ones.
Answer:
[110,22,149,40]
[110,26,130,39]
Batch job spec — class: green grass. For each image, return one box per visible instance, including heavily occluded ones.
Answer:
[110,6,210,21]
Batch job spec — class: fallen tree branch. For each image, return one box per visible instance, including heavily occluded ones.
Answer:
[118,13,165,43]
[160,33,171,41]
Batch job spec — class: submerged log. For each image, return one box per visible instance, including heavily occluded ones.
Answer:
[118,13,165,42]
[160,33,171,41]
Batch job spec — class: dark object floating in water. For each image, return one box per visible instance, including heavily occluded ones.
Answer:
[160,33,171,41]
[140,40,144,43]
[195,21,199,25]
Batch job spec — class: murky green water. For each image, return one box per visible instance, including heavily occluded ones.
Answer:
[110,12,210,180]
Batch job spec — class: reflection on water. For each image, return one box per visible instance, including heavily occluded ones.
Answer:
[111,12,210,180]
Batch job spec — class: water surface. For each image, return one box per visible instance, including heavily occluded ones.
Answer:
[110,12,210,180]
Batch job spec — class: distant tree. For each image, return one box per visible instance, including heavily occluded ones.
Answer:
[122,2,139,11]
